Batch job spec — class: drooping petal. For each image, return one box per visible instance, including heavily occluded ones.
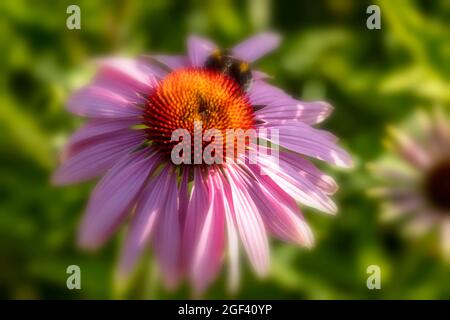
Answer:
[190,171,225,294]
[67,86,144,119]
[255,101,333,125]
[183,169,211,270]
[388,126,431,169]
[250,81,334,125]
[213,171,240,292]
[153,167,182,289]
[68,56,170,119]
[97,57,164,86]
[280,151,338,194]
[255,152,338,214]
[226,164,270,276]
[89,58,159,108]
[91,68,156,106]
[118,166,174,277]
[259,122,353,168]
[53,129,146,185]
[66,118,139,149]
[90,77,148,106]
[178,168,190,230]
[77,150,159,249]
[249,81,293,106]
[187,35,217,67]
[241,162,314,246]
[260,120,338,144]
[232,32,281,62]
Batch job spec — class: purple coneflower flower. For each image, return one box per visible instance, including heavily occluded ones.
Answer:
[53,33,352,293]
[370,109,450,261]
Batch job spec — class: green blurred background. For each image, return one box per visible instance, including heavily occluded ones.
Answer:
[1,0,450,299]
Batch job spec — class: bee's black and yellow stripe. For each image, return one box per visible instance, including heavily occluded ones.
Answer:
[205,49,252,91]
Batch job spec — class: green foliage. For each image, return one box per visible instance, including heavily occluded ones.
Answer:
[1,0,449,299]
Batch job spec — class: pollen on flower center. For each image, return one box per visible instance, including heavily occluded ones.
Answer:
[143,68,255,161]
[423,159,450,212]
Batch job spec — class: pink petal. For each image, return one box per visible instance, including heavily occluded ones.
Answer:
[153,54,190,70]
[96,57,162,86]
[280,151,338,195]
[118,166,172,276]
[183,169,211,270]
[187,35,217,67]
[255,152,338,214]
[246,166,314,247]
[53,129,146,185]
[66,118,138,148]
[91,58,159,107]
[67,86,143,119]
[254,101,333,125]
[250,81,334,125]
[226,164,270,276]
[389,127,430,169]
[260,119,338,143]
[190,171,225,294]
[91,63,157,105]
[249,81,293,106]
[77,150,159,249]
[153,168,181,289]
[91,76,147,106]
[259,122,353,168]
[68,57,168,119]
[232,32,281,62]
[178,169,190,230]
[252,70,271,80]
[213,171,240,291]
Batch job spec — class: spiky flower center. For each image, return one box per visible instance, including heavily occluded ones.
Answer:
[143,68,254,160]
[423,159,450,212]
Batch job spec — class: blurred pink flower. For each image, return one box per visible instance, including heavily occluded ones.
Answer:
[370,109,450,261]
[53,33,352,293]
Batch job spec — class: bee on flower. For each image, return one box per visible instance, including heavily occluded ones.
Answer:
[53,33,352,294]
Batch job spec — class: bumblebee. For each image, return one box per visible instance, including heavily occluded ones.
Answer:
[205,49,253,91]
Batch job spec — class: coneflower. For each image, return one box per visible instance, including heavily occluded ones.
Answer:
[370,109,450,261]
[53,33,352,293]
